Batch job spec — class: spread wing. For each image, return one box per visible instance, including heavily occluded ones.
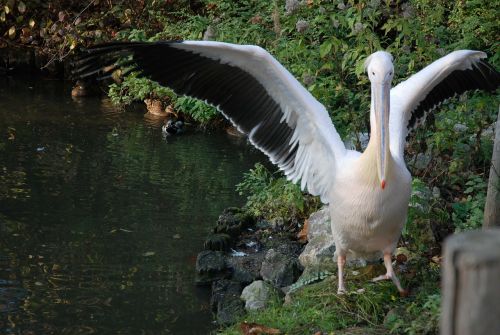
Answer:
[74,41,347,203]
[389,50,500,161]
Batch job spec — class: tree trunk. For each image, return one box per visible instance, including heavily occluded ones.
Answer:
[484,110,500,227]
[441,229,500,335]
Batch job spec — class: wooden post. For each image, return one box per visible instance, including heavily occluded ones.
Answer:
[441,229,500,335]
[484,109,500,227]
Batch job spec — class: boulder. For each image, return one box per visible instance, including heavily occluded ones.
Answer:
[285,0,301,15]
[227,252,264,285]
[260,249,301,288]
[412,152,432,171]
[211,279,245,325]
[241,280,282,311]
[298,207,336,270]
[481,121,496,139]
[214,207,254,238]
[453,123,468,132]
[195,250,228,285]
[204,233,232,251]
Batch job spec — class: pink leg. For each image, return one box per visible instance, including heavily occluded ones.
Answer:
[337,254,347,294]
[372,253,407,295]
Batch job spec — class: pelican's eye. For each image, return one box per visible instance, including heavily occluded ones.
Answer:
[372,71,375,75]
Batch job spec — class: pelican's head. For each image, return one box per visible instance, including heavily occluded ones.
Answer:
[364,51,394,190]
[364,51,394,84]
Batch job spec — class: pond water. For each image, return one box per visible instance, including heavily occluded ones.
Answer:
[0,76,265,334]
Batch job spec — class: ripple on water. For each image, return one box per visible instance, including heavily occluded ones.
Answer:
[0,77,266,334]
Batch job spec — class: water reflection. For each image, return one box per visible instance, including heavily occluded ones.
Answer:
[0,76,265,334]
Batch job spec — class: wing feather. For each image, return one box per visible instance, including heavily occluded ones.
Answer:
[390,50,500,161]
[74,41,346,202]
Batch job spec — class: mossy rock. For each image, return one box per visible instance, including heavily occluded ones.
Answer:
[213,207,255,237]
[204,233,232,251]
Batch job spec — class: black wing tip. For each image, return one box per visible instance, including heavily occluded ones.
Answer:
[84,39,184,52]
[407,60,500,134]
[475,60,500,91]
[72,40,185,79]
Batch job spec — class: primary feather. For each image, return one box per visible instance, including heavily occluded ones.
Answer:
[75,41,347,203]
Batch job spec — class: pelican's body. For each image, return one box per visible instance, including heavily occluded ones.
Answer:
[76,41,499,294]
[330,144,411,258]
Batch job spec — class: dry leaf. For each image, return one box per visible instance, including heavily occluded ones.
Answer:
[396,253,407,264]
[8,26,16,39]
[58,11,67,22]
[297,219,309,243]
[249,15,262,24]
[240,322,281,335]
[431,255,442,264]
[7,128,16,140]
[206,3,217,10]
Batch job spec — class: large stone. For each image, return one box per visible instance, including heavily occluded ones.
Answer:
[260,249,301,288]
[285,0,301,15]
[412,152,432,171]
[214,207,254,238]
[298,207,336,270]
[195,250,228,285]
[211,279,245,325]
[453,123,468,132]
[227,252,264,285]
[481,121,496,139]
[241,280,281,311]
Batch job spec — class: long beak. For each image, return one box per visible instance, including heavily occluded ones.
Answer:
[373,82,391,190]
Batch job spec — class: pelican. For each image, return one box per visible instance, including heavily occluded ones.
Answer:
[75,41,500,294]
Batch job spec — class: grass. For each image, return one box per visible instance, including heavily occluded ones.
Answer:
[217,256,441,334]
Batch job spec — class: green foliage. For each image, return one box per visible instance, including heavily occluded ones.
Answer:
[408,91,496,235]
[405,178,434,250]
[107,70,218,123]
[386,258,441,335]
[174,96,219,124]
[452,175,487,232]
[387,293,441,335]
[108,73,174,105]
[236,163,319,221]
[447,0,499,62]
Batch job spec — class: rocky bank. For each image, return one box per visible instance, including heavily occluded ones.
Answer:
[195,206,342,325]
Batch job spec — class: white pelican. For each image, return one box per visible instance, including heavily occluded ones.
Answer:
[75,41,500,294]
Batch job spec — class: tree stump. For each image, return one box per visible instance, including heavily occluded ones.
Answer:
[441,229,500,335]
[144,98,166,116]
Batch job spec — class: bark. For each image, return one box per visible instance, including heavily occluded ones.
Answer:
[484,109,500,228]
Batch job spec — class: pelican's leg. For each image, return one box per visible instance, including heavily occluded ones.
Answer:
[337,254,347,294]
[372,253,407,295]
